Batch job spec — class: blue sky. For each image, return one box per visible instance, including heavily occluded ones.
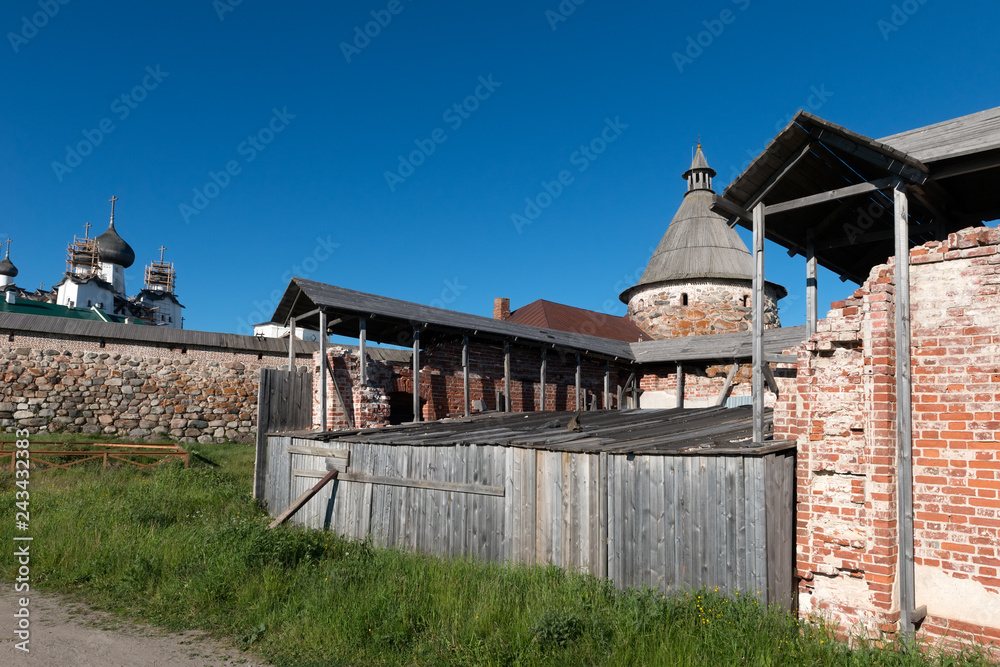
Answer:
[3,0,999,336]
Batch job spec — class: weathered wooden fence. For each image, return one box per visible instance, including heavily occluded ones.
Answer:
[264,435,796,608]
[254,369,313,499]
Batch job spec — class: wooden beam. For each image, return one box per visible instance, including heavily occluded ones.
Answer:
[806,231,818,337]
[358,317,367,385]
[504,340,512,413]
[714,363,739,407]
[462,335,470,417]
[296,470,504,497]
[745,140,817,210]
[603,360,610,410]
[895,180,917,637]
[319,309,328,432]
[575,353,582,411]
[540,348,547,412]
[765,177,896,216]
[412,327,421,422]
[752,203,765,443]
[810,129,928,184]
[711,195,753,224]
[287,317,296,371]
[675,362,684,408]
[765,353,797,364]
[762,361,779,396]
[268,469,338,529]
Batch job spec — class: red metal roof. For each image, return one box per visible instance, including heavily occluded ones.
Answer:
[505,300,649,343]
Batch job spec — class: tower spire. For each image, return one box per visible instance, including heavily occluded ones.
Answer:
[682,143,716,194]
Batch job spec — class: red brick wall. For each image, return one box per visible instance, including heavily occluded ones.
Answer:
[313,337,636,429]
[775,227,1000,651]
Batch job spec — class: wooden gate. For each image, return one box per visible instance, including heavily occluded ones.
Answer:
[253,369,313,499]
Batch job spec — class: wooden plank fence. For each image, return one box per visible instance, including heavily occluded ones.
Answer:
[263,435,797,608]
[254,369,313,500]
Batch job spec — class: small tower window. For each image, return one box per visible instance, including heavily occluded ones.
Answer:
[681,293,689,306]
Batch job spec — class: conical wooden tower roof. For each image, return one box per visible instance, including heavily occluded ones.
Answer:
[621,147,786,303]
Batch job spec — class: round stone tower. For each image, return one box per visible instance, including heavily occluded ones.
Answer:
[620,146,785,339]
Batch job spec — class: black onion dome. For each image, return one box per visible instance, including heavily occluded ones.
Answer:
[95,221,135,268]
[0,252,17,277]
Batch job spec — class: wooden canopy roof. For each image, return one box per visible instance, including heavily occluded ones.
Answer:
[280,405,794,456]
[271,278,807,364]
[716,108,1000,283]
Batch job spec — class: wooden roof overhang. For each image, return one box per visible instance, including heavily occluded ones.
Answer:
[272,277,635,361]
[713,111,940,283]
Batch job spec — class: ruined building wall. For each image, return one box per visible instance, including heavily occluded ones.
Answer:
[313,338,636,430]
[774,227,1000,649]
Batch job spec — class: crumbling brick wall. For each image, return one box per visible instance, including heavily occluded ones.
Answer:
[775,226,1000,650]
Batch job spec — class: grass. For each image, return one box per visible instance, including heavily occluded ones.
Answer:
[1,439,996,666]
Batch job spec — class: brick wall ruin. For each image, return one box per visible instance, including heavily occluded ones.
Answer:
[774,226,1000,647]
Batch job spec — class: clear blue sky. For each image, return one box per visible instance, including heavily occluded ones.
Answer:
[3,0,998,335]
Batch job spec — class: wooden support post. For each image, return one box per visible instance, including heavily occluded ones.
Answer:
[412,327,421,423]
[895,179,917,637]
[603,360,610,410]
[675,362,684,409]
[288,317,296,371]
[806,230,818,337]
[268,469,338,529]
[540,349,547,411]
[319,309,328,432]
[575,353,582,411]
[358,317,367,385]
[752,203,765,443]
[630,371,639,409]
[462,335,470,417]
[714,363,739,407]
[504,340,511,413]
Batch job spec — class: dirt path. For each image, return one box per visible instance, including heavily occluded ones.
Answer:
[0,589,272,666]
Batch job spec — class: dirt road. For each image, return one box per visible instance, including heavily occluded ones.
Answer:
[1,589,272,666]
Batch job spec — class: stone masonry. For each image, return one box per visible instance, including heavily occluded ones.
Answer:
[774,226,1000,649]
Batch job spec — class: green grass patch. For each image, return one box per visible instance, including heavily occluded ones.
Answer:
[1,442,995,666]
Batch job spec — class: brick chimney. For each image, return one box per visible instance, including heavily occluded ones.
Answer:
[493,297,511,320]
